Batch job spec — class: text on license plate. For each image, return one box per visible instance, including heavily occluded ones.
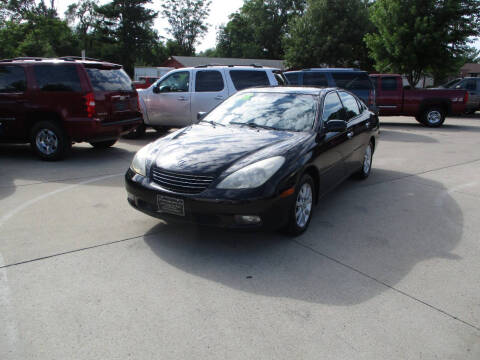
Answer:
[157,195,185,216]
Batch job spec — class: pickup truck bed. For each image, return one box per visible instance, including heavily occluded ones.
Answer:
[370,74,468,127]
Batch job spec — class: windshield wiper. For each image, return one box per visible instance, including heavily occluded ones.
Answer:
[200,120,225,127]
[230,121,277,130]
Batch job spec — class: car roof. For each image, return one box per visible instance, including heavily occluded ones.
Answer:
[0,56,121,68]
[239,86,336,96]
[286,68,366,73]
[177,65,280,71]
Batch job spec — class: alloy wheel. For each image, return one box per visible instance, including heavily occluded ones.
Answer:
[295,182,313,228]
[36,129,58,155]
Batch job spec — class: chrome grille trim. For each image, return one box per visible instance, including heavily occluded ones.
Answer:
[151,167,214,194]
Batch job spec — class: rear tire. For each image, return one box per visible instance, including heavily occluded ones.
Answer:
[356,141,374,179]
[421,107,445,127]
[30,121,70,161]
[285,174,315,236]
[123,123,146,139]
[90,139,117,148]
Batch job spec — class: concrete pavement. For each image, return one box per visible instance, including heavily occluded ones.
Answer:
[1,116,479,359]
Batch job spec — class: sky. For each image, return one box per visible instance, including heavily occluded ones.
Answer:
[56,0,245,52]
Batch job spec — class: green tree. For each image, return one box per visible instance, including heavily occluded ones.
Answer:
[217,0,305,59]
[162,0,211,56]
[283,0,373,69]
[0,1,79,59]
[95,0,159,75]
[365,0,480,86]
[65,0,101,52]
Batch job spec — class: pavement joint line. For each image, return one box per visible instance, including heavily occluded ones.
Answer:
[361,157,480,188]
[293,240,480,333]
[0,230,163,270]
[0,172,125,190]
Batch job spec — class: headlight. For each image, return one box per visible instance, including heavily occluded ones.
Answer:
[130,144,152,176]
[217,156,285,189]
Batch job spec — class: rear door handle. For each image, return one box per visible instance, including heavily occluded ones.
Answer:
[177,97,188,101]
[347,131,354,139]
[214,95,224,100]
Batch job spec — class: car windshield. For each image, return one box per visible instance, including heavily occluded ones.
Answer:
[205,92,317,132]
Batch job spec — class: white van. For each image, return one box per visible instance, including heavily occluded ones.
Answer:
[133,65,286,136]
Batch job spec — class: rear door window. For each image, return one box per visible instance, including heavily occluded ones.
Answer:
[85,67,133,92]
[285,73,299,85]
[381,77,398,91]
[322,92,344,121]
[195,70,224,92]
[229,70,269,90]
[34,65,81,92]
[0,65,26,93]
[339,91,360,120]
[303,72,328,86]
[332,72,373,90]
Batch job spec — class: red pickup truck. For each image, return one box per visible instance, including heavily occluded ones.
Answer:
[369,74,468,127]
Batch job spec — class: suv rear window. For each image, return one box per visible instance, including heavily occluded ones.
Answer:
[230,70,269,90]
[332,72,373,90]
[85,67,133,92]
[34,65,81,92]
[0,65,26,93]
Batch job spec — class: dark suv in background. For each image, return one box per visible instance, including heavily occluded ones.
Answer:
[285,68,376,110]
[0,57,142,160]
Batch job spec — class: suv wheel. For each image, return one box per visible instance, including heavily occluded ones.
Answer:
[421,107,445,127]
[30,121,70,161]
[285,174,315,236]
[90,139,117,148]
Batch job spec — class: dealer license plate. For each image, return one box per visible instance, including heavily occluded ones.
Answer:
[157,195,185,216]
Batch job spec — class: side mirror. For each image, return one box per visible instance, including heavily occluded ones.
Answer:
[325,120,347,133]
[197,112,207,121]
[152,86,160,94]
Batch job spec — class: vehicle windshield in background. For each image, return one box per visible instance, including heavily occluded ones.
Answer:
[331,72,373,90]
[205,92,317,132]
[85,67,133,91]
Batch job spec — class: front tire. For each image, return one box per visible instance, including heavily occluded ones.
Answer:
[421,107,445,127]
[285,174,315,236]
[90,139,117,148]
[30,121,70,161]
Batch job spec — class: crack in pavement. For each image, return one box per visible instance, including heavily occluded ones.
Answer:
[293,240,480,333]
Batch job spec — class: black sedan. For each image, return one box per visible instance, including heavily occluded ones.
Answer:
[125,87,379,235]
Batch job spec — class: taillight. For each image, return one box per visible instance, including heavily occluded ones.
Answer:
[84,92,96,118]
[464,91,469,104]
[137,96,141,111]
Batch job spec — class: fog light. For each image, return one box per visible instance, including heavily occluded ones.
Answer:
[235,215,261,225]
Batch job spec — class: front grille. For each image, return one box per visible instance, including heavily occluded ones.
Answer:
[151,167,214,194]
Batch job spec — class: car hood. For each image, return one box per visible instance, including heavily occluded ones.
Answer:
[150,124,311,175]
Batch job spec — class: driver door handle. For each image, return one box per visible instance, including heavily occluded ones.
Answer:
[214,95,224,100]
[347,131,354,139]
[177,96,188,101]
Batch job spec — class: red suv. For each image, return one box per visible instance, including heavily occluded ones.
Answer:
[0,57,142,160]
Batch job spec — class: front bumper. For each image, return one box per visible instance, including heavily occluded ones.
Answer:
[125,169,294,230]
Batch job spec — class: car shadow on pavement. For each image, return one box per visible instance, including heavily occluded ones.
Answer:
[143,168,463,306]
